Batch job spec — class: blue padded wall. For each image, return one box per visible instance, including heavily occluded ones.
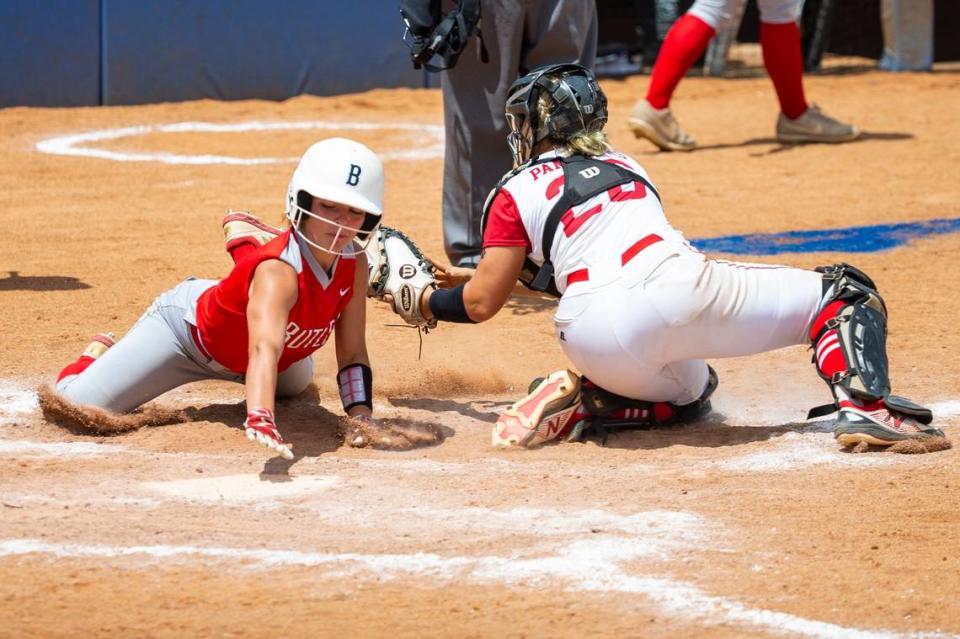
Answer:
[0,0,100,107]
[101,0,424,105]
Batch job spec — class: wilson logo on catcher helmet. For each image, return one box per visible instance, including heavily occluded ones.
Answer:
[400,284,413,312]
[399,264,417,279]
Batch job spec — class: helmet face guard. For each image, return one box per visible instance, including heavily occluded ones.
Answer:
[504,63,608,166]
[288,190,381,256]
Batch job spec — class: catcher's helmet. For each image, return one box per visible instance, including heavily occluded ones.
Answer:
[285,138,384,255]
[505,63,608,166]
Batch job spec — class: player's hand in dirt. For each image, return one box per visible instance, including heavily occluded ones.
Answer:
[244,408,294,460]
[339,414,443,450]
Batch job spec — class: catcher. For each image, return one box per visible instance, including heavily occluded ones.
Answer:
[379,64,943,450]
[52,138,436,458]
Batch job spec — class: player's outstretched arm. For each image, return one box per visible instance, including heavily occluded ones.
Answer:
[243,259,299,460]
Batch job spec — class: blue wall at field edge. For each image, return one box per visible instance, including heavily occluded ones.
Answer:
[1,1,425,107]
[0,1,101,107]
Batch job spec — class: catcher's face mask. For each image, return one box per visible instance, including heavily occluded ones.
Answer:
[505,63,609,166]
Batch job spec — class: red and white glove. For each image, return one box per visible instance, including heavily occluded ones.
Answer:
[244,408,294,460]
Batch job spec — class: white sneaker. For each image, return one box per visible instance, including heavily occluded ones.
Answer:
[776,104,861,144]
[628,100,696,152]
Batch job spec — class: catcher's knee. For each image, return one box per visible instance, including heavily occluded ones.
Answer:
[811,263,890,400]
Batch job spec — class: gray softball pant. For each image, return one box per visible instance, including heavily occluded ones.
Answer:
[55,278,314,414]
[440,0,598,267]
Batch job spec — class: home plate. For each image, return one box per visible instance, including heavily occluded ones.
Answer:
[141,474,339,502]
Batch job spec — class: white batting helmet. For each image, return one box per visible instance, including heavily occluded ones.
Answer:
[285,138,384,254]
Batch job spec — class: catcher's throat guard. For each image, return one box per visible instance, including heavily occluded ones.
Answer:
[481,154,660,299]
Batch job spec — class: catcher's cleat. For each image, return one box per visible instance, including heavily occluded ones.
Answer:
[834,398,943,447]
[492,370,586,448]
[222,210,282,252]
[776,104,860,144]
[627,100,696,152]
[580,365,718,427]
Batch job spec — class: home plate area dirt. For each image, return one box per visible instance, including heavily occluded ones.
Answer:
[1,68,960,637]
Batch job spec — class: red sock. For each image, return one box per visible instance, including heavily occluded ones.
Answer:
[56,356,96,383]
[760,21,808,119]
[227,241,259,265]
[645,13,716,109]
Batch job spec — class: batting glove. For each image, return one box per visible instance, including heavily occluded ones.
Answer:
[244,408,294,460]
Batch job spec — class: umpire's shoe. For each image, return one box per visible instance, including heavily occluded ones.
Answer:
[776,104,860,144]
[834,398,943,447]
[222,210,282,252]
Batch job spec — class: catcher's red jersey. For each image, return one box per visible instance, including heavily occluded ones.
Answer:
[196,229,355,374]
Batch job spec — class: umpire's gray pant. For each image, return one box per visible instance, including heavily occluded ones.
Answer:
[440,0,597,267]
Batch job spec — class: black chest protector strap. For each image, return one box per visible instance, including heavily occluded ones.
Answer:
[482,155,660,298]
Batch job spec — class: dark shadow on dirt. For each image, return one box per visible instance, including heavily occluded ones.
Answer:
[580,410,821,450]
[388,396,510,424]
[504,296,557,316]
[0,271,91,291]
[639,130,915,156]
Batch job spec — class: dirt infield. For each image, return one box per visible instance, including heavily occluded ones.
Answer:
[1,63,959,637]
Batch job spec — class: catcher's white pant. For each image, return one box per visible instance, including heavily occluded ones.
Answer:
[689,0,800,29]
[553,241,823,404]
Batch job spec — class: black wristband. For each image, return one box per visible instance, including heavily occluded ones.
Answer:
[338,363,373,413]
[428,284,476,323]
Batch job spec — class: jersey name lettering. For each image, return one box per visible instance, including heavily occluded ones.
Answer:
[285,319,336,350]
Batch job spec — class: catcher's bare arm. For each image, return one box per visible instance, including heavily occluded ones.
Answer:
[421,246,525,323]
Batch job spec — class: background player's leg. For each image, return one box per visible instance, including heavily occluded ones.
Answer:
[628,0,726,151]
[758,0,860,143]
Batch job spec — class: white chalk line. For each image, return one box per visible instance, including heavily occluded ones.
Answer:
[0,536,952,639]
[35,120,444,165]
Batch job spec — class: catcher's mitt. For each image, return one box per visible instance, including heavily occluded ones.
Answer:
[365,226,437,329]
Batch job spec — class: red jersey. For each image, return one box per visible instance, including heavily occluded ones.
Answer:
[195,230,356,374]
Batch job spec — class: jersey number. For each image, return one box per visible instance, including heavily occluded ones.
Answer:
[558,181,648,238]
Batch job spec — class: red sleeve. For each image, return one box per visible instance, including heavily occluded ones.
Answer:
[482,188,532,252]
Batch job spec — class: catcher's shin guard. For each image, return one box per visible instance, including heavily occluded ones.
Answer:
[808,264,941,445]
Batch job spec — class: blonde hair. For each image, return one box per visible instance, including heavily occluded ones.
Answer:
[537,93,611,157]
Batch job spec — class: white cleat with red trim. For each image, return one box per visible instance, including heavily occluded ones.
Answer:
[492,370,588,448]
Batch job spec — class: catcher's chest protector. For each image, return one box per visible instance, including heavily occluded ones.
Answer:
[482,155,661,298]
